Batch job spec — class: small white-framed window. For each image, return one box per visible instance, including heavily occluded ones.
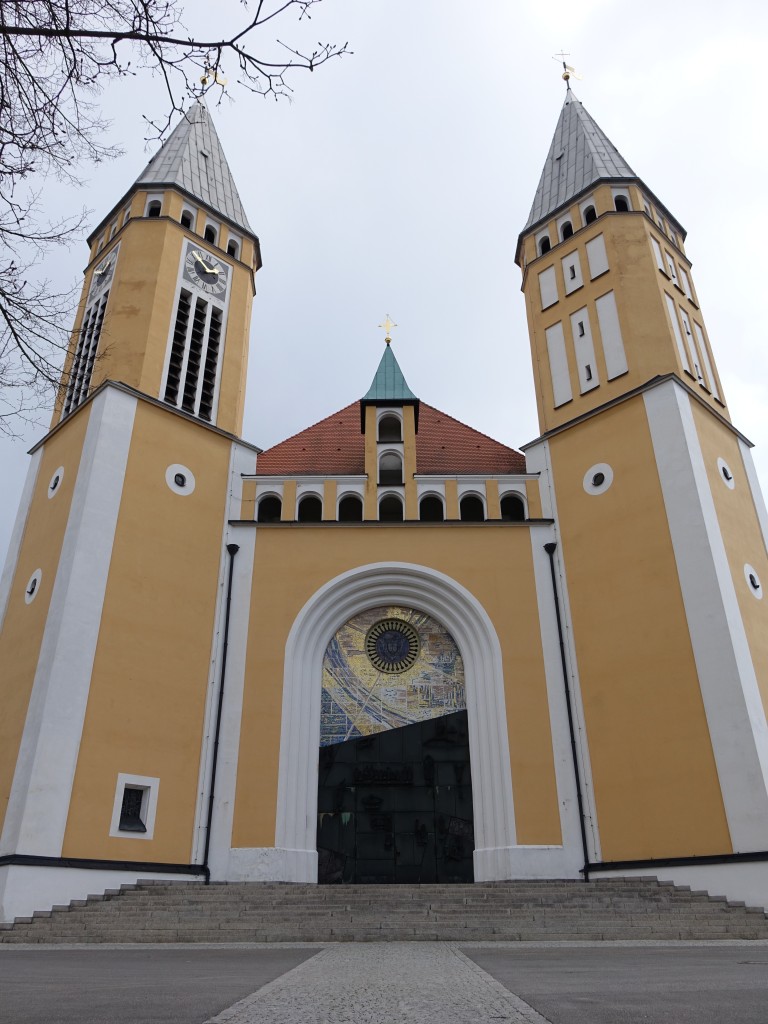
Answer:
[419,493,445,522]
[180,205,197,231]
[561,251,583,295]
[665,252,679,286]
[536,228,552,256]
[338,493,364,522]
[612,187,631,212]
[459,493,486,522]
[96,234,105,253]
[297,493,323,522]
[500,491,526,521]
[579,195,597,226]
[379,492,404,522]
[377,412,402,443]
[257,493,282,523]
[679,307,704,384]
[557,213,574,241]
[109,773,160,840]
[109,221,118,239]
[226,231,242,259]
[144,194,163,218]
[204,219,219,245]
[585,234,608,279]
[379,451,403,486]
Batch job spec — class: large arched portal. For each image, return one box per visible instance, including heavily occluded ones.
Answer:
[274,563,518,884]
[317,605,473,883]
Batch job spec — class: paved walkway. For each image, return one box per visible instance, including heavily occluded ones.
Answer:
[3,941,768,1023]
[205,943,545,1024]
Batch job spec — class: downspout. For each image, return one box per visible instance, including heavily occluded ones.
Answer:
[202,542,240,883]
[544,541,591,882]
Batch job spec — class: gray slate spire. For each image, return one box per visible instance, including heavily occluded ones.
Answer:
[524,91,635,231]
[134,102,252,234]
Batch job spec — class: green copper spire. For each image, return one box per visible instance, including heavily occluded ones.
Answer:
[363,343,417,402]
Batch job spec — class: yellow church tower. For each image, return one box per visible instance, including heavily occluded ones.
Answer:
[0,104,262,919]
[518,88,768,892]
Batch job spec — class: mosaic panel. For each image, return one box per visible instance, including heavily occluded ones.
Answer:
[320,605,465,746]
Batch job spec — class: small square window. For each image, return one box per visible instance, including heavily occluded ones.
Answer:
[119,786,147,833]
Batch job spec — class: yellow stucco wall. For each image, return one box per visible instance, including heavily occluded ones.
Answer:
[0,406,91,832]
[549,395,731,860]
[691,402,768,717]
[232,524,561,850]
[62,403,232,861]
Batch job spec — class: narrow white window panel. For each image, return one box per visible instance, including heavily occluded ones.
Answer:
[679,266,694,301]
[562,251,583,295]
[538,266,558,310]
[595,291,628,380]
[570,308,599,394]
[651,237,665,273]
[586,234,608,279]
[665,253,679,284]
[694,322,720,401]
[545,322,573,407]
[665,293,692,373]
[679,307,704,384]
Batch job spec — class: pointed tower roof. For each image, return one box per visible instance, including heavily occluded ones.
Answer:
[360,341,419,431]
[524,91,635,232]
[134,102,252,235]
[362,343,418,402]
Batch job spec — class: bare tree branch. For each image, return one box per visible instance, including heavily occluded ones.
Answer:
[0,0,349,436]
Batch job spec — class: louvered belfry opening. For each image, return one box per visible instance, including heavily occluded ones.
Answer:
[164,289,225,422]
[63,291,109,415]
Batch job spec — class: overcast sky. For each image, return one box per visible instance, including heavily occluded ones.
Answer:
[1,0,767,564]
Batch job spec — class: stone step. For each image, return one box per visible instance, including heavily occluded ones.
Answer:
[3,878,767,943]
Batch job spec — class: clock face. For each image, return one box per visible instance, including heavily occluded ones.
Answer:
[89,245,119,300]
[183,245,229,297]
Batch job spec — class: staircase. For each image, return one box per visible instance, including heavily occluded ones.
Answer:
[2,878,768,943]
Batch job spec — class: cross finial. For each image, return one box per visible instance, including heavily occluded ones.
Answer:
[379,313,398,345]
[552,52,580,90]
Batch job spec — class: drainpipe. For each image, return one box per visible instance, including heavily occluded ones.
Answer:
[202,543,240,883]
[544,542,591,882]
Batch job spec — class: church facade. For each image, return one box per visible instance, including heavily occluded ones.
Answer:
[1,92,768,922]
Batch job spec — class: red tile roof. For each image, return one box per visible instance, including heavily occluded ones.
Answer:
[256,401,525,476]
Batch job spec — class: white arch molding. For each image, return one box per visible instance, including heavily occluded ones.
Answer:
[270,562,519,883]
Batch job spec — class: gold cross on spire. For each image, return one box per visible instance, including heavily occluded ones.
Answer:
[552,52,581,89]
[379,314,398,345]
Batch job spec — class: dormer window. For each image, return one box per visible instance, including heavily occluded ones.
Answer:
[379,452,403,486]
[378,414,402,443]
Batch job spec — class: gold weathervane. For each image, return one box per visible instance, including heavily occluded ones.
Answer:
[552,52,582,89]
[379,314,398,345]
